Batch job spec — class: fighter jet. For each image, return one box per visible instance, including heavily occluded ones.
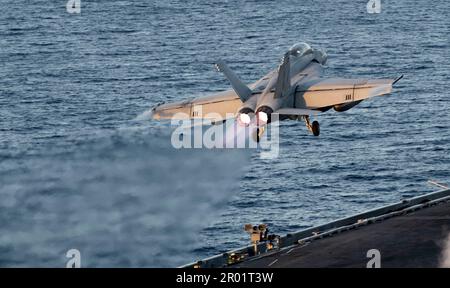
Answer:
[152,42,401,139]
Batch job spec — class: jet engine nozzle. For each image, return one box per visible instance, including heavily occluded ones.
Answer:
[255,106,274,125]
[237,107,255,126]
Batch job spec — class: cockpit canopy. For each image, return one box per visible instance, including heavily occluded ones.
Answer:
[288,42,313,57]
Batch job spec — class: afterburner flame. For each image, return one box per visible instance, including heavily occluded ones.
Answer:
[238,113,251,126]
[257,111,268,124]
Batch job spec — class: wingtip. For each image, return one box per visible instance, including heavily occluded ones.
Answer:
[393,74,404,85]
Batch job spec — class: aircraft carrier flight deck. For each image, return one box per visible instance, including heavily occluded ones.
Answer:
[183,186,450,268]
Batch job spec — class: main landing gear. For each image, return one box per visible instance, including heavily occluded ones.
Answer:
[304,116,320,136]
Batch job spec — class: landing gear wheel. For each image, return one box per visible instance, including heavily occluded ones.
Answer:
[312,121,320,136]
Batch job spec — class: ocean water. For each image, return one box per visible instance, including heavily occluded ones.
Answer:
[0,0,449,267]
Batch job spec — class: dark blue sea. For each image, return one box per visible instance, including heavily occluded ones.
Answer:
[0,0,449,267]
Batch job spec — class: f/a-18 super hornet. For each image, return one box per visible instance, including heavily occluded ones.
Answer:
[152,42,402,140]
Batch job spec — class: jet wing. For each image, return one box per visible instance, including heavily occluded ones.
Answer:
[151,89,245,122]
[295,77,399,109]
[152,61,274,122]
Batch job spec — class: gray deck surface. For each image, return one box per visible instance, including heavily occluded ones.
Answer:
[236,201,450,268]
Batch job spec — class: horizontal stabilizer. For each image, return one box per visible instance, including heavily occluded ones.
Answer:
[215,60,253,102]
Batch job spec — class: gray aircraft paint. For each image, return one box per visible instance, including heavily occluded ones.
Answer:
[152,43,397,133]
